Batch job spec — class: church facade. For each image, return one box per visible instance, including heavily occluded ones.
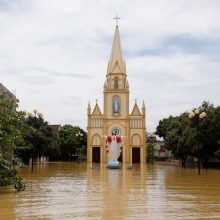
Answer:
[87,25,146,164]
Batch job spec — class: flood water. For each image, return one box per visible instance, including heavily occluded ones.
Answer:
[0,162,220,220]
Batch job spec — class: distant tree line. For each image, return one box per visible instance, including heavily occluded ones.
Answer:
[0,94,87,191]
[156,101,220,168]
[15,116,87,165]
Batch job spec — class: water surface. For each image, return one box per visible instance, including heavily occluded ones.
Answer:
[0,162,220,220]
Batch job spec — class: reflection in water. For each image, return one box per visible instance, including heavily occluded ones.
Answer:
[0,162,220,219]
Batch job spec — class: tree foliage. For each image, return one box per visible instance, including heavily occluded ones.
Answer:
[0,157,26,191]
[147,143,154,163]
[0,94,26,158]
[59,125,87,160]
[156,101,220,167]
[15,114,58,165]
[0,95,26,190]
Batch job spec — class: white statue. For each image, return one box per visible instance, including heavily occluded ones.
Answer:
[107,136,121,160]
[113,98,120,113]
[104,135,126,168]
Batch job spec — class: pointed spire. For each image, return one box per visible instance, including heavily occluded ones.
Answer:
[88,101,91,109]
[107,26,126,74]
[125,79,129,91]
[142,100,146,115]
[104,80,107,88]
[142,100,145,109]
[126,80,129,87]
[87,101,91,115]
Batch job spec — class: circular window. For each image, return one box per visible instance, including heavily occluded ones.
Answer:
[112,128,120,136]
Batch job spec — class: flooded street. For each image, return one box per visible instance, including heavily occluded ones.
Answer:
[0,162,220,220]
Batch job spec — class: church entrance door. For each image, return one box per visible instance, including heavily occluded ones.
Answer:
[92,147,100,163]
[132,147,140,163]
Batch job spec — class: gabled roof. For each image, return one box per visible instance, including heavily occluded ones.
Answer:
[131,102,141,116]
[92,103,102,115]
[107,26,126,74]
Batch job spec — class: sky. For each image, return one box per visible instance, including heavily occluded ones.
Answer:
[0,0,220,132]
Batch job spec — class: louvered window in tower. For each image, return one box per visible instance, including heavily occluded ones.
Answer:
[114,77,119,89]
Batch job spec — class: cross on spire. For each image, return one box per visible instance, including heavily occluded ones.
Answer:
[114,15,120,26]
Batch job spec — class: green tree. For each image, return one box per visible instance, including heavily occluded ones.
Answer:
[17,111,56,171]
[59,125,87,161]
[156,101,220,168]
[196,102,220,167]
[147,143,154,163]
[0,157,26,191]
[157,113,201,167]
[0,94,26,158]
[44,134,61,161]
[0,94,26,191]
[156,117,171,138]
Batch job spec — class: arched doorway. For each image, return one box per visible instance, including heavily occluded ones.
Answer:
[132,147,140,163]
[91,134,101,163]
[131,134,141,163]
[92,147,100,163]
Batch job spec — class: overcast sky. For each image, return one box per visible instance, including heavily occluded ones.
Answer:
[0,0,220,132]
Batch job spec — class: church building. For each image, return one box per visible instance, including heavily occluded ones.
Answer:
[87,24,146,164]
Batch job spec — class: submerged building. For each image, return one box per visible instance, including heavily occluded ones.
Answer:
[87,24,146,164]
[0,83,16,100]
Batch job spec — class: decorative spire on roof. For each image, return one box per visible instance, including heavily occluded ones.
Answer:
[104,80,107,89]
[87,101,91,115]
[142,100,146,115]
[88,101,91,109]
[107,19,126,75]
[125,80,129,87]
[142,100,145,109]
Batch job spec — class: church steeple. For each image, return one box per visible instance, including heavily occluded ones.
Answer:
[87,21,146,164]
[107,25,126,75]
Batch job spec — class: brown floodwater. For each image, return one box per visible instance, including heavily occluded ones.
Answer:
[0,162,220,220]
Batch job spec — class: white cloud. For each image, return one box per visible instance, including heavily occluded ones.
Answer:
[0,0,220,132]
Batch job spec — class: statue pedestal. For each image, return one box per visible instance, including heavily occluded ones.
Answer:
[107,160,121,169]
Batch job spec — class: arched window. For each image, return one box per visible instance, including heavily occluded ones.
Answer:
[113,96,120,114]
[114,77,119,89]
[92,134,101,145]
[132,134,141,146]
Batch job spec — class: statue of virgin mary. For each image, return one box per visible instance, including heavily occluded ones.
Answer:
[113,97,120,113]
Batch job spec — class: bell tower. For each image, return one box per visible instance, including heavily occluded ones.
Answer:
[104,24,129,119]
[87,20,146,164]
